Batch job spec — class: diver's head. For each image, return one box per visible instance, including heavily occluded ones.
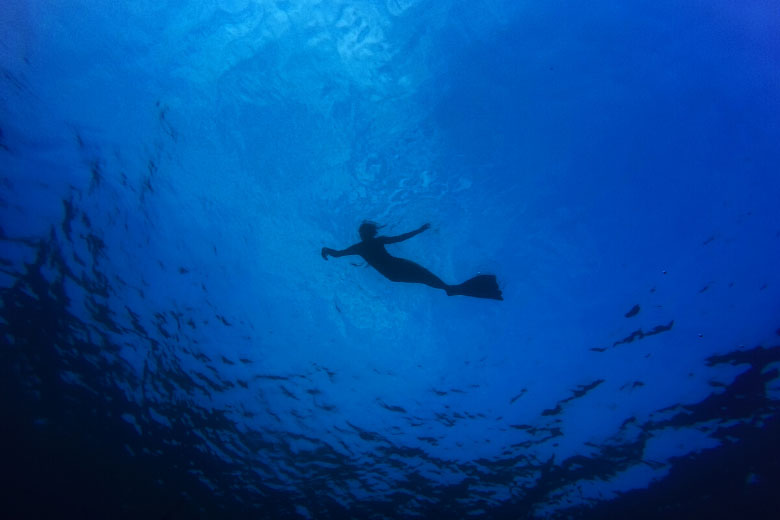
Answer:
[359,221,379,240]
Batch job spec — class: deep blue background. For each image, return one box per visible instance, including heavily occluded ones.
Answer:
[2,0,779,518]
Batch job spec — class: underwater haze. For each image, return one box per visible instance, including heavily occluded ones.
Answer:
[2,0,780,518]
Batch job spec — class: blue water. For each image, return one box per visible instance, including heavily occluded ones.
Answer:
[2,1,779,518]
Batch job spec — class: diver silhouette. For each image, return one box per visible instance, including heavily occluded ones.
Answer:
[321,221,503,300]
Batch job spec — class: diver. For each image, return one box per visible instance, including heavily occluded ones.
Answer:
[321,221,503,300]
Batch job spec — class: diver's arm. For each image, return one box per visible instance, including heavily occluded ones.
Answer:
[321,243,360,260]
[382,223,430,244]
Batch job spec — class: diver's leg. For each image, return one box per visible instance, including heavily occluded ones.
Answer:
[392,258,450,291]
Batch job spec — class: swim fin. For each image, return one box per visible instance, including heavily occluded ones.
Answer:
[447,274,503,300]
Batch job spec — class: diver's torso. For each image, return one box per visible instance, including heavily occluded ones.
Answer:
[358,239,400,277]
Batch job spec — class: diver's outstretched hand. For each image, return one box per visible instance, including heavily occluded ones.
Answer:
[321,247,331,260]
[420,223,431,232]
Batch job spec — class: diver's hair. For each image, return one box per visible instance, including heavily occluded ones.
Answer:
[359,220,383,239]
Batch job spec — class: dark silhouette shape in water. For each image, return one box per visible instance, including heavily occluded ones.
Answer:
[624,304,640,318]
[321,221,503,300]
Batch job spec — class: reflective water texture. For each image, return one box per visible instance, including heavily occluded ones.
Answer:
[2,1,779,518]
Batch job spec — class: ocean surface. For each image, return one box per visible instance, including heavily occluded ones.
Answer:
[2,1,779,518]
